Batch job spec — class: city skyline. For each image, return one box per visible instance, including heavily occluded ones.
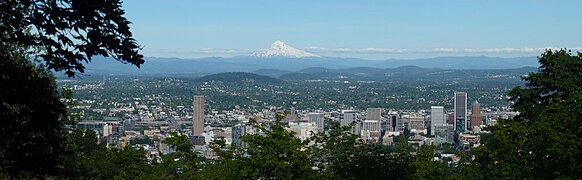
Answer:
[3,1,578,178]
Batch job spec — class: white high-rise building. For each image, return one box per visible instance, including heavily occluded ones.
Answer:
[103,123,113,137]
[307,113,325,132]
[430,106,445,136]
[362,120,381,139]
[340,110,359,134]
[366,108,382,133]
[366,108,382,121]
[340,110,356,127]
[288,122,318,141]
[362,120,381,132]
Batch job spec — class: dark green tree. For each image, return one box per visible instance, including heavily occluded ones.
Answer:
[310,121,411,179]
[161,132,201,178]
[474,49,582,179]
[0,48,67,178]
[199,137,244,179]
[408,145,447,180]
[1,0,143,177]
[238,114,315,179]
[0,0,143,77]
[61,129,105,177]
[60,129,152,179]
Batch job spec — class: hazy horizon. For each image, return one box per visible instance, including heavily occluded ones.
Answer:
[122,0,581,60]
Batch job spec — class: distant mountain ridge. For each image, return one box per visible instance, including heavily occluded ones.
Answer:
[84,55,539,75]
[80,40,540,75]
[197,66,536,83]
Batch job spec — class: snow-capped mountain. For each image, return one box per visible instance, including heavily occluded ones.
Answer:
[251,40,320,58]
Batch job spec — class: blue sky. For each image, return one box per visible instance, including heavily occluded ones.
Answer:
[123,0,582,60]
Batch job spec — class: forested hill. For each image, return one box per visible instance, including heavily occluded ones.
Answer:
[196,72,286,84]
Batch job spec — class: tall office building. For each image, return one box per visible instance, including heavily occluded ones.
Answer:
[362,120,381,132]
[340,110,359,134]
[454,92,467,133]
[387,111,404,132]
[193,95,205,136]
[408,115,426,131]
[284,108,298,122]
[433,124,454,145]
[289,122,318,141]
[340,110,356,127]
[470,101,483,130]
[366,108,382,132]
[362,120,381,139]
[232,124,246,148]
[430,106,445,136]
[307,113,325,132]
[366,108,382,121]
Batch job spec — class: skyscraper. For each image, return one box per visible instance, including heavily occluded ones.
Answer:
[430,106,445,136]
[387,111,404,132]
[454,92,467,133]
[366,108,382,133]
[232,124,246,148]
[366,108,382,121]
[470,101,483,130]
[340,110,356,127]
[307,113,325,132]
[193,95,205,136]
[340,110,359,134]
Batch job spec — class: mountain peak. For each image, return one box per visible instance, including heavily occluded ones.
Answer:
[271,40,288,49]
[251,40,320,58]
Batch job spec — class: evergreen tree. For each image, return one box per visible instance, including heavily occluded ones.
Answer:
[474,49,582,179]
[0,48,66,178]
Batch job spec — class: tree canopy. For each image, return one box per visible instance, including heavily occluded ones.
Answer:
[1,1,143,178]
[0,46,67,178]
[0,0,143,77]
[475,49,582,179]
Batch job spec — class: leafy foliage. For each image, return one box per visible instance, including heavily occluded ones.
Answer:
[0,48,66,178]
[475,49,582,179]
[1,0,143,178]
[308,121,413,179]
[0,0,143,77]
[60,129,153,179]
[161,132,201,178]
[238,114,314,179]
[409,146,447,180]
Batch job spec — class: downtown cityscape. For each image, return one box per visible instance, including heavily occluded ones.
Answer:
[60,69,517,164]
[1,0,581,179]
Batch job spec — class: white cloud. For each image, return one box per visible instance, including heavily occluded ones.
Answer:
[147,48,252,55]
[304,46,582,54]
[305,46,353,53]
[361,48,408,53]
[431,48,458,53]
[144,46,582,58]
